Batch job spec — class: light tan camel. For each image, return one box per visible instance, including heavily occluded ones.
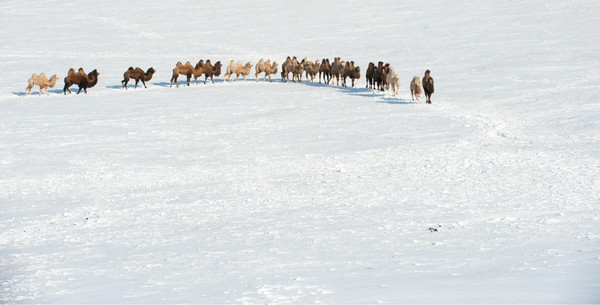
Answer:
[26,72,58,95]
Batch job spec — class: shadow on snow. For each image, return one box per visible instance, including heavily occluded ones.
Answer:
[299,80,416,105]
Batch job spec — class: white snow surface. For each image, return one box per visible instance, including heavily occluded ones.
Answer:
[1,0,600,303]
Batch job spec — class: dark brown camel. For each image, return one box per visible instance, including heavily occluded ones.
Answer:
[63,68,99,94]
[422,69,435,104]
[122,67,155,89]
[202,60,222,84]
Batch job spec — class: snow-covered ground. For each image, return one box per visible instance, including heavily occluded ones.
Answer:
[1,0,599,303]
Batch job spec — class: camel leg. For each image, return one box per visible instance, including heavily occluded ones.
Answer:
[186,75,191,86]
[134,79,139,88]
[142,79,147,88]
[170,74,177,87]
[26,81,33,95]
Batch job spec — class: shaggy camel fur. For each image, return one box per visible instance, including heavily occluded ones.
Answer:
[63,68,99,95]
[374,62,390,91]
[280,57,291,82]
[170,61,198,87]
[255,59,278,82]
[292,62,304,82]
[281,56,299,82]
[330,57,345,86]
[387,66,400,96]
[366,62,376,89]
[224,60,253,82]
[342,61,360,88]
[202,60,222,84]
[303,59,320,82]
[26,72,58,96]
[122,67,155,89]
[422,70,434,104]
[192,60,205,84]
[410,76,423,101]
[319,58,331,84]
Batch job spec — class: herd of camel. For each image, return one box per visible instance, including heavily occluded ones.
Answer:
[25,56,435,103]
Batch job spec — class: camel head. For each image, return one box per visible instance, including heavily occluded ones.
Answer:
[48,74,59,87]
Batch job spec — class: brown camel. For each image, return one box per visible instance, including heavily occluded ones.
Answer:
[319,58,331,84]
[422,69,434,104]
[202,60,222,84]
[63,68,99,94]
[122,67,155,89]
[170,61,196,87]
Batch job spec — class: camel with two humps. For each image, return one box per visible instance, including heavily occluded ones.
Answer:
[302,58,320,82]
[170,61,197,87]
[281,56,299,82]
[318,58,331,84]
[330,57,345,86]
[26,72,58,96]
[63,68,99,94]
[255,59,278,82]
[342,61,360,88]
[202,60,222,84]
[122,67,155,89]
[224,60,253,82]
